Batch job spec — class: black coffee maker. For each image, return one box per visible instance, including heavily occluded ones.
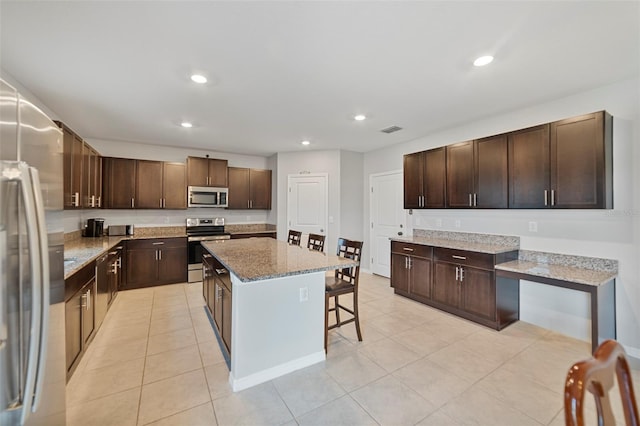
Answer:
[84,218,105,237]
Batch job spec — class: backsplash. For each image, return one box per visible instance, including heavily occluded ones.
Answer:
[413,229,520,247]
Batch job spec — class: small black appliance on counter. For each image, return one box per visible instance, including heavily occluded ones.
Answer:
[84,218,105,237]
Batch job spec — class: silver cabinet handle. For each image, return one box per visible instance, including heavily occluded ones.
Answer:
[158,250,162,260]
[72,191,80,207]
[407,257,412,269]
[455,266,459,281]
[404,257,408,269]
[152,242,165,245]
[460,267,464,282]
[203,253,212,259]
[473,193,477,207]
[160,199,162,208]
[155,250,158,261]
[452,255,466,260]
[131,198,135,208]
[402,247,414,252]
[417,195,421,207]
[163,198,166,208]
[469,193,472,207]
[544,190,548,206]
[247,200,250,208]
[551,190,555,206]
[97,196,101,208]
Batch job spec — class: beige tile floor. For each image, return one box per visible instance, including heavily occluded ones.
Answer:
[67,272,639,426]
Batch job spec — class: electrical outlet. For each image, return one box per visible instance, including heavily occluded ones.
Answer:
[455,219,461,228]
[528,221,538,232]
[436,218,442,227]
[299,287,308,302]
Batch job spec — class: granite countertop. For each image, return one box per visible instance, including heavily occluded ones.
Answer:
[64,228,187,279]
[391,236,519,254]
[202,238,358,283]
[225,224,277,235]
[495,250,618,287]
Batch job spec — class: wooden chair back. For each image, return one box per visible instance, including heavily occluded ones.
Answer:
[307,233,325,252]
[564,339,639,426]
[333,238,363,286]
[287,229,302,246]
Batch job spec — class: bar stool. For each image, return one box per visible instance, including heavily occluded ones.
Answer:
[307,233,325,252]
[287,229,302,246]
[325,238,363,352]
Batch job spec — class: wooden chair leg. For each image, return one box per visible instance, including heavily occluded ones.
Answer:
[353,292,362,341]
[334,295,340,325]
[324,293,329,353]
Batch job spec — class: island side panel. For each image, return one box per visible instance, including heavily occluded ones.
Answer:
[229,271,326,391]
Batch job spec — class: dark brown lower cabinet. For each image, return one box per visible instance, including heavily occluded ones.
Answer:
[123,237,187,289]
[202,253,232,356]
[391,242,519,330]
[65,261,97,380]
[390,242,432,302]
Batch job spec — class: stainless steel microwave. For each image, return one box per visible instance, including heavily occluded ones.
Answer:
[188,186,228,208]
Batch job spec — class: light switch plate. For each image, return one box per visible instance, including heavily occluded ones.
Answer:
[299,287,308,302]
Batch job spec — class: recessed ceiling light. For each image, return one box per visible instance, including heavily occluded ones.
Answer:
[181,121,193,128]
[190,74,207,84]
[354,114,367,121]
[473,55,494,67]
[301,140,310,146]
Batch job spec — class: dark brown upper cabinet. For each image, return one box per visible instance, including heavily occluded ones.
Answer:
[446,136,508,208]
[508,111,612,209]
[187,156,228,187]
[104,158,186,209]
[508,124,550,208]
[228,167,272,210]
[403,147,446,209]
[550,112,612,209]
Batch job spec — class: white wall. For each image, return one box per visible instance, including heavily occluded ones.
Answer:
[363,78,640,356]
[340,150,364,242]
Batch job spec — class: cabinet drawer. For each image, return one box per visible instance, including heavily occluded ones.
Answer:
[433,247,494,270]
[391,241,432,259]
[126,237,187,250]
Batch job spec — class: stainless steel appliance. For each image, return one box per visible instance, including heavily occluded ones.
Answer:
[83,218,104,237]
[188,186,228,208]
[1,79,66,425]
[107,224,134,236]
[186,217,230,282]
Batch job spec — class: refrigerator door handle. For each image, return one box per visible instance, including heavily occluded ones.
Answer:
[2,162,43,424]
[28,167,49,414]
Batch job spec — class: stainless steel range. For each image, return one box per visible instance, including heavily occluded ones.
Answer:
[187,217,230,282]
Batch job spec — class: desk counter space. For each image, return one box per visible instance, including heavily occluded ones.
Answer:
[201,237,358,282]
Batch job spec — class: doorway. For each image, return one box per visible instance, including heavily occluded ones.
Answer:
[370,171,405,277]
[287,174,328,250]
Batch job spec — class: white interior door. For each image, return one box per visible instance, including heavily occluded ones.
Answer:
[370,171,405,277]
[287,174,328,250]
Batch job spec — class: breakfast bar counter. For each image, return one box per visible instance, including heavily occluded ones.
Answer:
[201,238,357,391]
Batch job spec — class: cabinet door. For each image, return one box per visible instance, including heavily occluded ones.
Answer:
[104,158,137,208]
[403,152,424,209]
[432,262,460,307]
[250,169,271,209]
[158,246,188,284]
[81,142,92,208]
[475,135,508,208]
[187,157,210,187]
[221,283,232,353]
[125,248,158,287]
[446,141,474,208]
[460,267,495,320]
[550,112,610,208]
[390,253,410,293]
[136,160,164,208]
[228,167,250,209]
[508,125,550,208]
[82,280,96,345]
[163,162,187,209]
[208,159,228,187]
[424,148,446,208]
[409,257,431,300]
[65,291,83,372]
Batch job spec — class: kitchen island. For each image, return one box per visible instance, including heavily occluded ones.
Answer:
[201,238,358,392]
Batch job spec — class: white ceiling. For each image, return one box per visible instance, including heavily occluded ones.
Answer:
[1,1,638,157]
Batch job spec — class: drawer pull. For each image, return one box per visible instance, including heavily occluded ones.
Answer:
[402,247,414,252]
[452,255,466,260]
[152,242,165,245]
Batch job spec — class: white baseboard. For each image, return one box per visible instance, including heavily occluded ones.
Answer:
[229,351,326,392]
[625,344,640,369]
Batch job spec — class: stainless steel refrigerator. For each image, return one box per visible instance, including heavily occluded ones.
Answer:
[1,78,66,425]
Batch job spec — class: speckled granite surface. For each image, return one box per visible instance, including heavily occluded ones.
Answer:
[64,228,187,279]
[391,230,519,254]
[202,238,358,283]
[495,250,618,287]
[226,223,277,234]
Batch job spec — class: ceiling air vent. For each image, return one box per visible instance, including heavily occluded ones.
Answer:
[380,125,403,134]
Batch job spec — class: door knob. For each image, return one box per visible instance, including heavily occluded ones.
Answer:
[320,229,324,233]
[397,231,403,236]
